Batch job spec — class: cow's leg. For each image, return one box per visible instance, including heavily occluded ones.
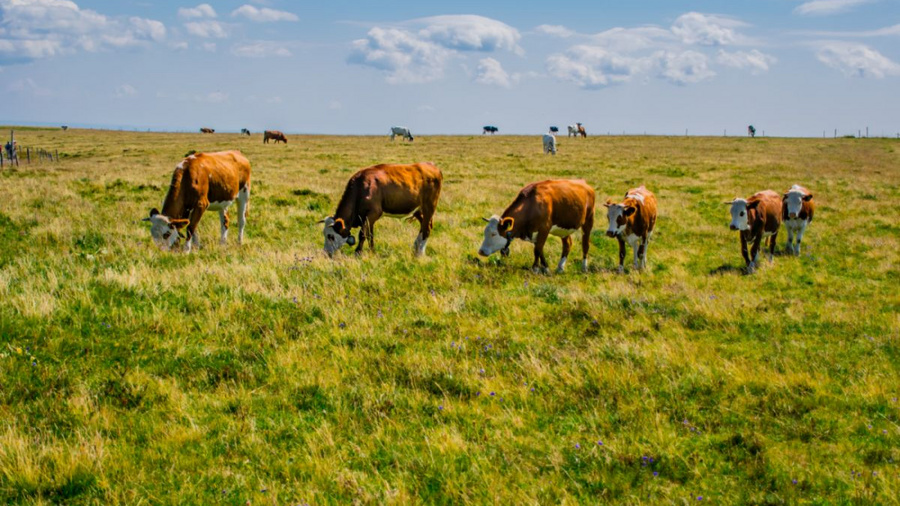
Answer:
[412,208,433,257]
[639,236,649,269]
[532,230,550,274]
[184,201,208,253]
[580,218,592,273]
[557,235,572,273]
[237,185,250,245]
[750,233,763,272]
[632,238,641,271]
[219,209,229,245]
[740,233,751,271]
[785,225,795,254]
[795,221,807,256]
[768,231,777,263]
[358,212,381,254]
[617,236,626,274]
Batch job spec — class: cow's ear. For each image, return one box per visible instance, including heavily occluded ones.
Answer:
[623,206,637,217]
[333,218,346,233]
[499,217,514,232]
[482,217,490,223]
[782,193,789,201]
[746,200,761,210]
[603,198,613,208]
[169,219,190,229]
[150,208,159,217]
[803,194,813,202]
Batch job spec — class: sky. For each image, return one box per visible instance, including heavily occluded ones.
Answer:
[1,0,899,137]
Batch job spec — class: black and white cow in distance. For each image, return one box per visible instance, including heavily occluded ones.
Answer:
[390,126,414,142]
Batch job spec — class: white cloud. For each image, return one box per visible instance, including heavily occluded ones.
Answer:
[475,57,513,87]
[202,42,216,52]
[178,4,216,19]
[796,24,900,38]
[671,12,747,46]
[231,5,298,22]
[535,24,575,38]
[716,49,776,73]
[588,26,676,52]
[656,50,715,84]
[115,83,137,97]
[184,20,227,38]
[349,15,522,83]
[232,41,291,58]
[794,0,874,16]
[815,41,900,77]
[547,45,653,88]
[199,91,228,103]
[0,0,166,64]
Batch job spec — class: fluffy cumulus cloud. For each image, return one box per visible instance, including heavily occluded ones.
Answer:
[535,24,575,38]
[670,12,747,46]
[231,5,298,22]
[232,40,291,58]
[815,41,900,77]
[547,45,653,88]
[475,57,513,87]
[178,3,216,19]
[794,0,874,16]
[0,0,166,64]
[716,49,777,73]
[656,50,715,84]
[115,83,137,97]
[184,20,227,38]
[349,15,521,84]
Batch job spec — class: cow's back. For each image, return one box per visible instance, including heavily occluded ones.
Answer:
[188,151,251,203]
[527,180,594,228]
[749,190,782,232]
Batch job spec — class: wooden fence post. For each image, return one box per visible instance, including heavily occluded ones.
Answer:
[55,149,59,162]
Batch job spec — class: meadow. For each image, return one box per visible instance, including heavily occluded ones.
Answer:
[1,127,899,505]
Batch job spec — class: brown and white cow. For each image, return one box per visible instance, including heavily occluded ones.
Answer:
[604,186,657,273]
[200,127,215,134]
[726,190,782,273]
[263,130,287,144]
[321,162,442,257]
[782,185,814,255]
[479,179,595,274]
[144,151,251,253]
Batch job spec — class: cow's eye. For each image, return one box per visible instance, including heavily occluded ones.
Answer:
[327,234,334,240]
[740,211,745,217]
[163,232,171,239]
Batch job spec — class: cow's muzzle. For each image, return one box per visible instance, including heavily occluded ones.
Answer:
[606,230,617,238]
[789,212,797,219]
[730,224,739,231]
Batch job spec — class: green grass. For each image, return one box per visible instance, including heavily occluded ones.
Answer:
[1,128,899,504]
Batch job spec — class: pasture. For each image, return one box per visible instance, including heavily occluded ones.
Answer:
[1,128,899,504]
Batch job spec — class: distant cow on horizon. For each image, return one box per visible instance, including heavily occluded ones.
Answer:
[200,127,215,134]
[263,130,287,144]
[241,128,251,136]
[549,126,559,133]
[390,126,414,142]
[483,126,499,135]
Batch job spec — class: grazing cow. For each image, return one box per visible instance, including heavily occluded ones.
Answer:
[577,123,587,138]
[321,162,442,257]
[542,133,557,155]
[390,126,414,142]
[483,126,499,135]
[143,151,251,253]
[726,190,782,273]
[241,128,251,136]
[567,125,578,137]
[479,179,595,274]
[61,125,68,131]
[748,125,756,138]
[604,186,658,273]
[549,126,559,133]
[263,130,287,144]
[782,185,814,255]
[200,127,215,134]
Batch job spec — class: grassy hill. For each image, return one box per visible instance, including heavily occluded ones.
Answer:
[1,128,899,504]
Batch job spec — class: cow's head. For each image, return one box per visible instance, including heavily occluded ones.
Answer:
[320,217,356,257]
[143,208,188,251]
[604,200,636,237]
[726,198,760,231]
[783,189,812,219]
[479,215,514,257]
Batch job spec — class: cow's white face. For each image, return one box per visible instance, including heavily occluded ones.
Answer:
[144,209,185,251]
[478,215,509,257]
[728,199,750,231]
[783,189,810,219]
[604,203,633,237]
[322,217,355,257]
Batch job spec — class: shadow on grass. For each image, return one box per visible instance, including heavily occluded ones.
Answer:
[709,264,747,276]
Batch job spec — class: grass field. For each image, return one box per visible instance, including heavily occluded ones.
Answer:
[1,127,899,504]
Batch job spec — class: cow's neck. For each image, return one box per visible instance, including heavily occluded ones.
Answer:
[161,170,187,219]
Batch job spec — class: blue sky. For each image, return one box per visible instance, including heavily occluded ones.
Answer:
[1,0,899,136]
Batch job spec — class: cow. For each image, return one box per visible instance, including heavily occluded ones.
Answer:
[748,125,756,138]
[61,125,68,131]
[604,186,657,273]
[263,130,287,144]
[577,123,587,138]
[726,190,782,273]
[320,162,442,257]
[241,128,251,136]
[567,125,578,137]
[143,150,251,253]
[483,126,499,135]
[390,126,414,142]
[782,185,814,255]
[200,127,215,134]
[542,133,557,155]
[549,126,559,133]
[479,179,595,274]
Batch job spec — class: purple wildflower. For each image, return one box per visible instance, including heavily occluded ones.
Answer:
[575,443,580,449]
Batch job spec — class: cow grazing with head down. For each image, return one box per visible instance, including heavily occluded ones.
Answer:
[200,127,215,134]
[483,126,499,135]
[604,186,657,273]
[542,133,557,155]
[321,162,442,257]
[241,128,251,136]
[782,185,814,255]
[577,123,587,138]
[479,179,595,274]
[263,130,287,143]
[144,150,251,253]
[390,126,414,142]
[726,190,782,273]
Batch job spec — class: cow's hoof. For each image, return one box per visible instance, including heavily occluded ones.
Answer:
[617,266,625,274]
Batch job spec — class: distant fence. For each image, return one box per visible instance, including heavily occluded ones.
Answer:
[0,146,59,168]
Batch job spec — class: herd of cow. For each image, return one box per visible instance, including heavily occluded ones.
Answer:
[144,150,814,274]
